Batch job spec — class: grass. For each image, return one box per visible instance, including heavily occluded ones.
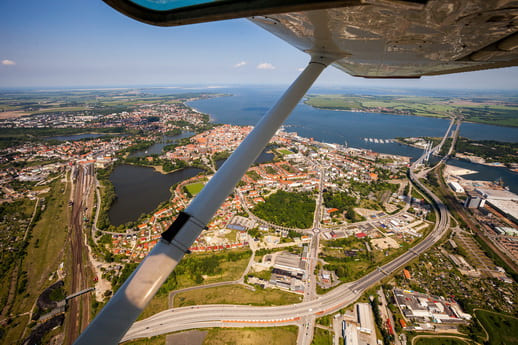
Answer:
[0,267,12,310]
[4,180,69,343]
[2,315,29,344]
[223,229,238,242]
[277,149,293,155]
[185,182,205,196]
[202,326,298,345]
[414,337,469,345]
[311,328,333,345]
[30,106,89,114]
[138,295,169,320]
[173,285,303,307]
[475,309,518,345]
[304,94,518,127]
[121,335,166,345]
[177,251,251,288]
[138,250,251,320]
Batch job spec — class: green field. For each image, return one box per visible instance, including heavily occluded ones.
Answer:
[414,337,469,345]
[475,310,518,345]
[138,250,251,319]
[304,94,518,127]
[121,335,165,345]
[277,149,293,155]
[3,180,69,343]
[185,182,205,196]
[173,284,303,307]
[202,326,298,345]
[311,328,333,345]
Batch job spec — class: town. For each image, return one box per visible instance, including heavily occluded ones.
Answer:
[0,93,516,345]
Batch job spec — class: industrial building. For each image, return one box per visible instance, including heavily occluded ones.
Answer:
[476,188,518,222]
[268,252,307,293]
[464,193,485,209]
[342,303,377,345]
[393,289,471,324]
[448,181,464,193]
[356,303,375,334]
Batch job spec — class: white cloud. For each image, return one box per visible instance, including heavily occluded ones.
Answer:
[2,59,16,66]
[257,62,275,70]
[234,61,247,68]
[297,67,304,72]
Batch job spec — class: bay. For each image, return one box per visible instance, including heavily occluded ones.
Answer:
[188,87,518,192]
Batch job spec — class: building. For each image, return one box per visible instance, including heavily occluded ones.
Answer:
[269,252,307,293]
[476,188,518,222]
[464,193,485,209]
[476,188,518,201]
[448,181,464,193]
[495,227,518,236]
[393,289,471,324]
[356,303,375,334]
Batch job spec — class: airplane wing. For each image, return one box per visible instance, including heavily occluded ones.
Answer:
[73,2,517,344]
[249,2,518,78]
[105,0,518,78]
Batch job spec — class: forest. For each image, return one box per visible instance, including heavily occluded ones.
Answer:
[253,190,315,229]
[440,137,518,165]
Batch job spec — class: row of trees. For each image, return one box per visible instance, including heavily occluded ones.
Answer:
[96,166,116,230]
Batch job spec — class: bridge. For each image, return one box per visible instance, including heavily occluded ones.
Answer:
[66,287,95,302]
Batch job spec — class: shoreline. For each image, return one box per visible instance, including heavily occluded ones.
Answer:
[123,162,192,175]
[394,138,516,173]
[303,102,518,129]
[46,131,123,140]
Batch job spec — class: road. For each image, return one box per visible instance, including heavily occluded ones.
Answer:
[297,167,324,345]
[120,120,458,343]
[121,156,449,342]
[64,164,94,345]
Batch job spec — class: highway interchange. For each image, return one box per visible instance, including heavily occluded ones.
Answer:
[120,121,457,343]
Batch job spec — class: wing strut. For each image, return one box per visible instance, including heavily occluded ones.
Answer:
[73,58,329,345]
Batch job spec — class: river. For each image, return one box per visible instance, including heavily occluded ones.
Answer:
[188,87,518,192]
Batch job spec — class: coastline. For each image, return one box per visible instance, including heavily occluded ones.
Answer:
[303,101,518,129]
[394,138,516,172]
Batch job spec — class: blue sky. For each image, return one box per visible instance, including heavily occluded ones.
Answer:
[1,0,518,90]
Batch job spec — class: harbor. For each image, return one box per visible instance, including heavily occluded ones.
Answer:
[363,138,395,144]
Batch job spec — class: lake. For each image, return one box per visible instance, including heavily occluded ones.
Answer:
[129,132,194,157]
[48,133,111,141]
[108,164,203,226]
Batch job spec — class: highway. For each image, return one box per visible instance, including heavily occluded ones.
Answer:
[122,152,451,342]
